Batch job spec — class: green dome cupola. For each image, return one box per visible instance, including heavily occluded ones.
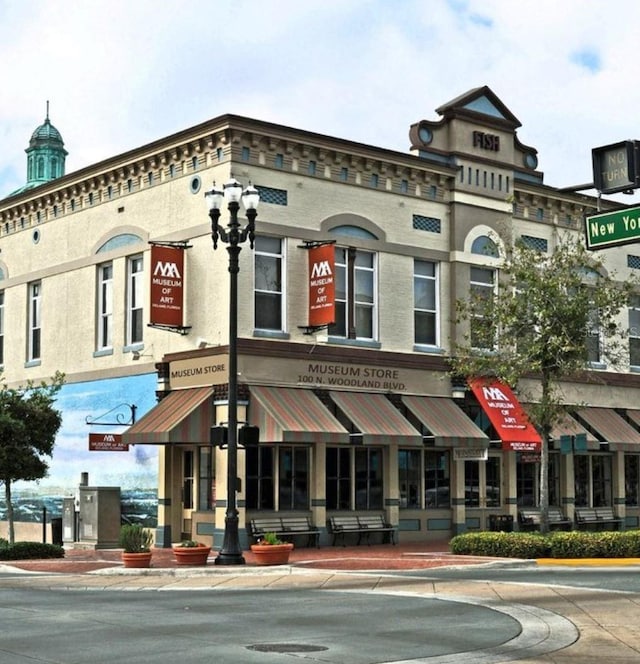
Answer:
[25,101,67,187]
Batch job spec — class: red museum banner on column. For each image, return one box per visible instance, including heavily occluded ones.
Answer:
[308,244,335,328]
[469,377,541,452]
[150,244,185,328]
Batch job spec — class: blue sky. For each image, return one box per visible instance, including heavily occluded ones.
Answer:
[2,0,640,203]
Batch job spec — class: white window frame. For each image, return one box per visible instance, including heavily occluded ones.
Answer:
[28,281,41,361]
[414,259,439,347]
[254,236,285,332]
[0,290,4,366]
[629,294,640,368]
[126,255,144,345]
[97,262,113,350]
[469,266,496,351]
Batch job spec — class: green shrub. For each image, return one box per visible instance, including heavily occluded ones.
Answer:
[0,537,8,549]
[119,524,153,553]
[0,541,64,560]
[450,529,640,559]
[450,532,548,558]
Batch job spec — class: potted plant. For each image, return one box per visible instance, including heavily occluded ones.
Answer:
[119,523,153,568]
[172,539,212,566]
[250,532,294,566]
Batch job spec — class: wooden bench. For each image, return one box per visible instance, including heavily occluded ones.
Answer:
[575,507,623,531]
[328,515,396,546]
[249,516,320,548]
[518,507,572,531]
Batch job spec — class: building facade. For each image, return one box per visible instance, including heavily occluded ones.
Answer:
[2,86,640,548]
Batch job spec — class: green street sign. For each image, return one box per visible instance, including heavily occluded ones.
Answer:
[585,206,640,250]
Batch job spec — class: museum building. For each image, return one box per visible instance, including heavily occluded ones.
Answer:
[2,86,640,548]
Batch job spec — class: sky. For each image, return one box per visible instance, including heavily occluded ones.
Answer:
[2,0,640,203]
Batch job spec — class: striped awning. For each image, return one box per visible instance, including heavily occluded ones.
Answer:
[574,407,640,451]
[122,387,213,445]
[550,411,600,450]
[328,391,421,445]
[401,395,489,447]
[249,386,349,444]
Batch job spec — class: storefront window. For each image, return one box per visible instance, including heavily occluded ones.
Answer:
[246,447,274,510]
[425,450,450,508]
[326,447,351,510]
[278,447,309,510]
[486,456,501,507]
[574,454,612,507]
[465,460,480,507]
[516,453,560,507]
[399,449,421,508]
[625,455,640,506]
[197,446,214,510]
[355,448,383,510]
[183,451,193,510]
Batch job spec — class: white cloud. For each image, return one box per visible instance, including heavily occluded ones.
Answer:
[3,0,640,200]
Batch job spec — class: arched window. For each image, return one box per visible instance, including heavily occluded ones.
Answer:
[471,235,499,258]
[51,158,57,178]
[96,233,144,253]
[37,157,45,178]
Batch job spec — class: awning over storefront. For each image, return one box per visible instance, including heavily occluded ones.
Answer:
[575,407,640,451]
[401,395,489,447]
[468,378,541,452]
[122,387,213,445]
[550,411,600,451]
[249,386,349,444]
[328,391,422,445]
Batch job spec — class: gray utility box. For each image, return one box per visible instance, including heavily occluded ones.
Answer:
[78,486,121,549]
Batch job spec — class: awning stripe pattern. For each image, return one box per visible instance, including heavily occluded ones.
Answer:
[401,396,489,447]
[122,387,213,445]
[249,386,349,444]
[328,391,421,445]
[575,407,640,451]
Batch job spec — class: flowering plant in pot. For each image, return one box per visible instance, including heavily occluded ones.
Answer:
[172,540,212,566]
[119,524,153,568]
[250,532,294,566]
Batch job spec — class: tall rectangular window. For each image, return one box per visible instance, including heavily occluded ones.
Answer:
[629,294,640,367]
[625,454,640,506]
[254,237,284,331]
[355,447,383,510]
[198,446,214,511]
[246,447,275,510]
[329,248,376,340]
[0,290,4,366]
[278,447,309,510]
[326,447,351,510]
[28,281,41,361]
[97,263,113,350]
[469,266,495,350]
[127,255,144,345]
[399,449,421,508]
[425,450,450,507]
[414,260,438,346]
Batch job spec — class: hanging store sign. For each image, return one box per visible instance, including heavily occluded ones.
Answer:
[469,378,541,452]
[88,433,129,452]
[150,244,185,328]
[307,243,335,328]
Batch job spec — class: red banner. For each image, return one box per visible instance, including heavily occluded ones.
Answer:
[469,378,541,452]
[89,433,129,452]
[150,245,185,327]
[308,244,335,327]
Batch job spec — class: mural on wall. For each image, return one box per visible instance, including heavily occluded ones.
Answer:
[12,373,159,496]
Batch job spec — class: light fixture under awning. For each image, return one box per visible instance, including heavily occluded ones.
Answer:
[401,395,489,447]
[469,378,541,452]
[328,391,421,445]
[249,386,349,444]
[122,387,213,445]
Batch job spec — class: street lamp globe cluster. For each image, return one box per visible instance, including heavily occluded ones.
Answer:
[204,177,259,565]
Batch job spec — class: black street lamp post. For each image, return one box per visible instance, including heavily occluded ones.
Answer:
[205,177,259,565]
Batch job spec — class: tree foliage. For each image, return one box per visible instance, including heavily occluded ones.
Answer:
[0,372,64,543]
[452,235,636,532]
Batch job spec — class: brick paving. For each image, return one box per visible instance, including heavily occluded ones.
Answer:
[5,540,504,574]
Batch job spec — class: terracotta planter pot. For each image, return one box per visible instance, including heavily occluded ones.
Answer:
[122,551,152,568]
[250,542,294,566]
[173,545,212,566]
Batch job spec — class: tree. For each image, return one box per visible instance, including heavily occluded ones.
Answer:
[0,372,64,544]
[452,235,635,533]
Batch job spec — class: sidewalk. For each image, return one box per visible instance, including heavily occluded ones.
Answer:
[6,540,507,574]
